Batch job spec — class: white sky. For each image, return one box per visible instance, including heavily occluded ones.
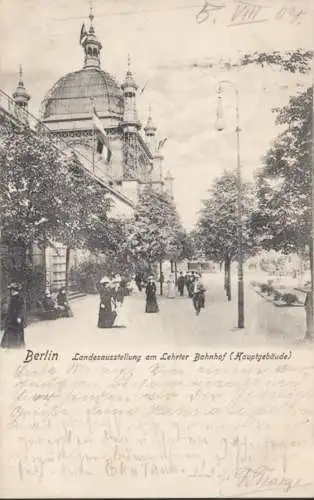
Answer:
[0,0,313,229]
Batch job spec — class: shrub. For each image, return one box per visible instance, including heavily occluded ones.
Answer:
[281,293,298,305]
[273,290,282,301]
[260,283,274,295]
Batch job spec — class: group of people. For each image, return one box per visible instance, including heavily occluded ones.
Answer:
[143,270,206,316]
[38,287,72,320]
[0,283,73,349]
[97,274,126,328]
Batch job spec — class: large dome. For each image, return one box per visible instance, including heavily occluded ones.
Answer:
[42,68,124,121]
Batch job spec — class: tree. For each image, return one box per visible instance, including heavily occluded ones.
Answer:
[0,124,110,286]
[252,86,312,263]
[196,170,257,300]
[239,49,313,74]
[126,187,185,292]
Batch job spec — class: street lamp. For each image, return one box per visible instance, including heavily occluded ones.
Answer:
[215,81,244,329]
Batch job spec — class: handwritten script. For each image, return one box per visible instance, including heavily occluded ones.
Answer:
[196,0,307,26]
[1,352,314,497]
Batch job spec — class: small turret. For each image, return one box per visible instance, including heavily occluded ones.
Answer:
[13,65,30,109]
[144,105,157,154]
[164,169,174,198]
[81,6,102,69]
[121,55,141,131]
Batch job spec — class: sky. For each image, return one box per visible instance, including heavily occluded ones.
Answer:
[0,0,313,229]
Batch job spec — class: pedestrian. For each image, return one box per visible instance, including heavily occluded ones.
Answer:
[145,275,159,313]
[1,282,25,349]
[56,287,73,317]
[192,274,206,316]
[40,290,58,320]
[167,273,176,298]
[98,276,117,328]
[112,274,127,326]
[177,272,185,296]
[135,272,143,292]
[187,272,196,298]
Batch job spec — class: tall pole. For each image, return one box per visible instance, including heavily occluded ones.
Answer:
[235,88,244,328]
[216,80,244,328]
[90,97,95,172]
[306,82,314,340]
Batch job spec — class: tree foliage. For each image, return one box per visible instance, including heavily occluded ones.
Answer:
[239,49,313,74]
[126,187,186,266]
[196,170,257,262]
[252,86,313,253]
[0,124,111,250]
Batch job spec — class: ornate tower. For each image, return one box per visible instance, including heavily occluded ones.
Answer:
[121,56,142,199]
[164,170,174,198]
[81,7,102,69]
[144,105,157,154]
[144,107,164,190]
[121,55,141,131]
[13,65,30,111]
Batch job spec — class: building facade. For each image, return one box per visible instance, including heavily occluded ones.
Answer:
[0,10,175,309]
[40,10,172,205]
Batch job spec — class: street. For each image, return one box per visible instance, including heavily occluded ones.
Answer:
[10,273,307,352]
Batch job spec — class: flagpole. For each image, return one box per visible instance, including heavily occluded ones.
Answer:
[93,128,96,173]
[90,97,95,172]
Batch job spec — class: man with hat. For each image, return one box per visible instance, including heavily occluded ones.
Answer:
[1,282,25,349]
[192,274,206,316]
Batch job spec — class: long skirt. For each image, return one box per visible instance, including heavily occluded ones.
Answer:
[98,308,117,328]
[167,283,176,298]
[116,302,127,326]
[145,297,159,313]
[1,324,25,349]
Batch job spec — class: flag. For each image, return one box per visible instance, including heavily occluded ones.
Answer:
[140,80,148,94]
[92,106,112,163]
[157,137,167,150]
[80,23,88,45]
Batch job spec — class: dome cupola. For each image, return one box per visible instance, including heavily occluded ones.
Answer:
[80,7,102,69]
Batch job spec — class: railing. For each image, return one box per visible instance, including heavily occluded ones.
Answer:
[0,88,134,207]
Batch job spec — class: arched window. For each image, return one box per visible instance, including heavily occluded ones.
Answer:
[93,48,98,57]
[87,47,92,56]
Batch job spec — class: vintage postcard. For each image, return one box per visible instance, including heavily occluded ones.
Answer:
[0,0,313,497]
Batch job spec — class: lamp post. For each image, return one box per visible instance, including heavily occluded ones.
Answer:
[215,81,244,329]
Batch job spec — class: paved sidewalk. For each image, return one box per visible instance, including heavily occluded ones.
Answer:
[3,272,307,352]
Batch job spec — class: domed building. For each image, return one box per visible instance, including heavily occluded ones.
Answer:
[40,10,172,205]
[0,9,175,297]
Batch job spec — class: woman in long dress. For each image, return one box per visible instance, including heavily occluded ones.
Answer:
[167,273,176,298]
[145,276,159,313]
[1,282,25,349]
[98,277,117,328]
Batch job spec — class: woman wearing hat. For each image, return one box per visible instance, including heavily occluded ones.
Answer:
[145,275,159,313]
[98,277,117,328]
[1,282,25,349]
